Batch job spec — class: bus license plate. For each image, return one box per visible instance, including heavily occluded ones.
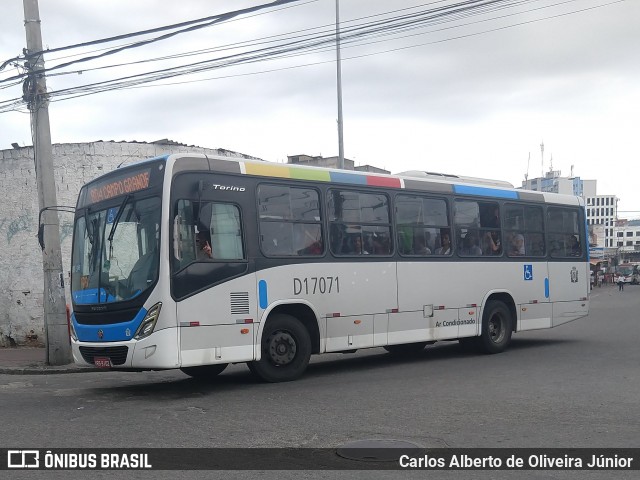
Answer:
[94,357,111,368]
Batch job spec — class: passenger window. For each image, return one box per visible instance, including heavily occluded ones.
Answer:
[329,190,392,256]
[504,204,545,257]
[174,200,245,270]
[258,185,323,256]
[396,195,450,256]
[454,200,501,256]
[547,207,583,258]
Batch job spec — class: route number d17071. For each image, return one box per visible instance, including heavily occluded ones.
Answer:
[293,276,340,295]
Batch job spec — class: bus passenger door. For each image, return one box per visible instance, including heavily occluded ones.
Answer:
[171,192,256,366]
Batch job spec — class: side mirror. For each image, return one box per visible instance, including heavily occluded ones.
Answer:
[37,223,45,250]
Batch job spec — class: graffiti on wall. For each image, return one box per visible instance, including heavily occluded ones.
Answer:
[1,215,32,243]
[1,216,75,245]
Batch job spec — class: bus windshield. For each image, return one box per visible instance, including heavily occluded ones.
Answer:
[616,265,633,276]
[71,196,161,304]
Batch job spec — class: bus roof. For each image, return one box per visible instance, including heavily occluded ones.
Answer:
[148,153,581,206]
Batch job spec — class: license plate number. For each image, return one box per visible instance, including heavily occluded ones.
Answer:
[94,357,111,368]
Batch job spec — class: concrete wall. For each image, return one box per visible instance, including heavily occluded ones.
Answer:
[0,141,255,346]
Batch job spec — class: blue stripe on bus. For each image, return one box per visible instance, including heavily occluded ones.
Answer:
[72,308,147,342]
[453,185,519,199]
[258,280,268,309]
[329,171,368,185]
[544,278,550,298]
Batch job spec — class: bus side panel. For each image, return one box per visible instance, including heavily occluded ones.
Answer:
[547,261,589,327]
[457,307,478,338]
[373,313,389,347]
[177,273,257,365]
[518,303,552,331]
[256,261,397,324]
[395,262,461,341]
[515,261,551,331]
[325,314,374,352]
[387,311,434,345]
[180,324,255,366]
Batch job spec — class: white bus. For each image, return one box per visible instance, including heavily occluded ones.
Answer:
[69,154,590,382]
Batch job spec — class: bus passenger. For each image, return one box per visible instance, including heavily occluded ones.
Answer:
[353,236,369,255]
[196,230,213,259]
[413,235,431,255]
[484,230,502,255]
[509,233,525,256]
[459,231,482,256]
[568,235,581,256]
[435,229,451,255]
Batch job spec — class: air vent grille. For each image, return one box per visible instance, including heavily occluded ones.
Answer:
[230,292,250,315]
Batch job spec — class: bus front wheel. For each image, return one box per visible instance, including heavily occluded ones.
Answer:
[477,300,513,354]
[248,314,311,383]
[180,363,228,379]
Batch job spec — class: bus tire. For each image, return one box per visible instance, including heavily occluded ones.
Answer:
[180,363,228,378]
[477,300,513,354]
[383,342,427,356]
[248,314,311,383]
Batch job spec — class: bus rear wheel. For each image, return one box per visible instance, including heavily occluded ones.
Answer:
[248,314,311,383]
[383,342,428,356]
[180,363,228,379]
[477,300,513,354]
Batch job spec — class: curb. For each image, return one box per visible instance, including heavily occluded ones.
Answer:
[0,365,99,375]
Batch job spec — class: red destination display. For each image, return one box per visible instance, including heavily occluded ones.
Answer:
[87,169,151,204]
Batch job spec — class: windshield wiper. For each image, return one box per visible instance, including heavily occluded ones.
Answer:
[84,208,94,245]
[107,194,131,244]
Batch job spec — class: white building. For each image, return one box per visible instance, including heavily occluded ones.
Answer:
[0,140,258,346]
[614,220,640,260]
[522,169,618,249]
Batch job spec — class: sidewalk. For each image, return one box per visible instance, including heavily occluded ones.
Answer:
[0,347,96,375]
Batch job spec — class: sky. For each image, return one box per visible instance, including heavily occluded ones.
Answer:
[1,0,638,218]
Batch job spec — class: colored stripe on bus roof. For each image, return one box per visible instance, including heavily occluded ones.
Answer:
[328,171,368,185]
[290,167,331,182]
[366,176,402,188]
[244,162,291,178]
[453,184,519,199]
[242,161,402,188]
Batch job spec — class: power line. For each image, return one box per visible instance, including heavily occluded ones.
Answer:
[2,0,523,93]
[1,0,510,83]
[0,0,628,113]
[0,0,313,78]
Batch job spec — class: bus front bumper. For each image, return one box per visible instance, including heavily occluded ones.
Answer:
[72,327,180,370]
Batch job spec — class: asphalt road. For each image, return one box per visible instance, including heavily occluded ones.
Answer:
[1,284,639,479]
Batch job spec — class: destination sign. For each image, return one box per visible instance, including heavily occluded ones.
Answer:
[87,169,151,204]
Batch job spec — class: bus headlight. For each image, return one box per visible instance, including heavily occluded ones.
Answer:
[134,302,162,340]
[69,319,78,342]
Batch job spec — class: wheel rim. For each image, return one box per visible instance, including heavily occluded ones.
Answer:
[266,330,297,366]
[488,312,506,344]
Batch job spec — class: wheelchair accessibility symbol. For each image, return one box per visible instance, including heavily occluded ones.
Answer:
[524,265,533,281]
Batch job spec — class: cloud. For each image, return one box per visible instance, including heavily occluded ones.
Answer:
[1,0,639,215]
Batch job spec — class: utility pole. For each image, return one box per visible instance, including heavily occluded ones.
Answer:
[335,0,345,169]
[23,0,72,365]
